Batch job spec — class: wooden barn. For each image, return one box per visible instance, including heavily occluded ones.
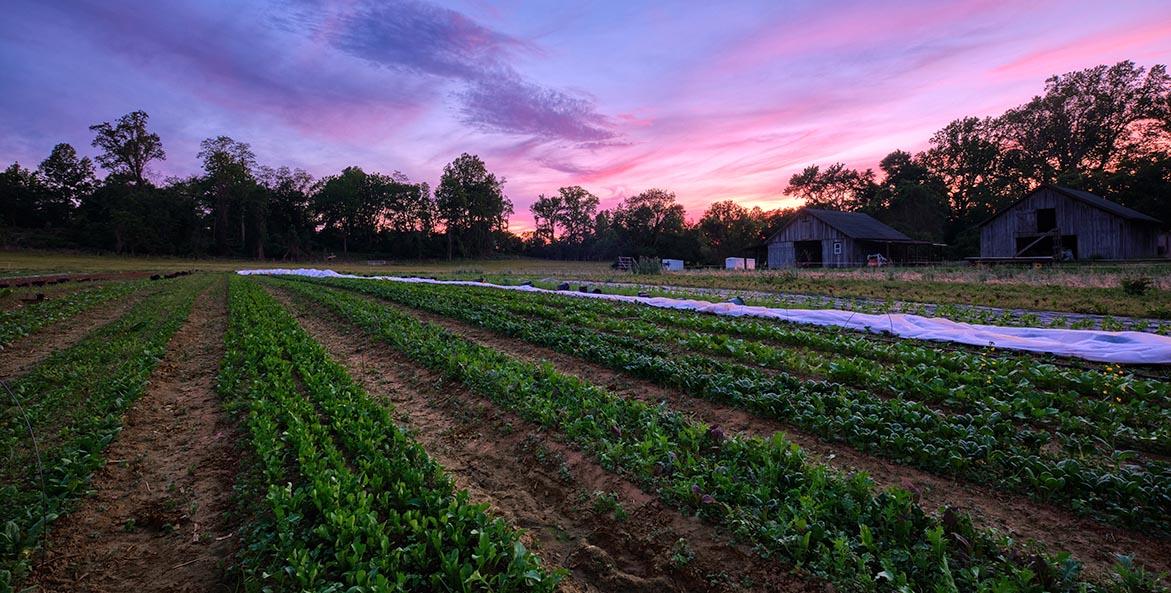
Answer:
[979,185,1162,261]
[766,208,935,268]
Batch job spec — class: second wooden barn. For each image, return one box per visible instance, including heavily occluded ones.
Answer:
[979,184,1161,261]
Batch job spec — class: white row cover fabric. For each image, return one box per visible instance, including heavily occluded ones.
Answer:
[238,269,1171,365]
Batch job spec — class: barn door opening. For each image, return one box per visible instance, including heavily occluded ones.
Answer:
[795,240,822,267]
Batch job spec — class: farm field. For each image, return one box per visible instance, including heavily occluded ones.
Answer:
[1,262,1170,592]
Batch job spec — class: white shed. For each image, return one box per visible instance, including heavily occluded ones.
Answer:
[725,257,755,270]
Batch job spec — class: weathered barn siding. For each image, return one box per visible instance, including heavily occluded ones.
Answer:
[980,186,1160,259]
[767,214,861,268]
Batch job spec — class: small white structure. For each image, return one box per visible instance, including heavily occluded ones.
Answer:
[661,259,684,271]
[725,257,756,270]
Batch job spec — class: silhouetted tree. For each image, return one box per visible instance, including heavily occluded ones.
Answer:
[198,136,260,256]
[699,200,762,262]
[0,163,46,229]
[785,163,876,211]
[610,188,686,256]
[89,110,165,185]
[1000,61,1170,186]
[37,143,96,226]
[435,153,512,258]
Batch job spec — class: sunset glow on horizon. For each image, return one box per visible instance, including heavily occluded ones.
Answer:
[3,0,1170,233]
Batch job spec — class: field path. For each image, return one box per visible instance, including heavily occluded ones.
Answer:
[269,283,822,593]
[338,285,1171,581]
[28,276,241,593]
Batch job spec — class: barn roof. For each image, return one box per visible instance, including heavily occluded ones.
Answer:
[766,208,919,243]
[980,184,1161,227]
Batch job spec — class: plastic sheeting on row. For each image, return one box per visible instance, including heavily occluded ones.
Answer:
[238,269,1171,365]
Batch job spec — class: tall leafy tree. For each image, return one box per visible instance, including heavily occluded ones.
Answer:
[37,143,96,225]
[610,188,686,256]
[1000,61,1171,186]
[699,200,763,262]
[435,153,512,258]
[558,185,600,247]
[314,166,382,254]
[89,110,166,185]
[785,163,876,211]
[0,163,45,229]
[529,193,562,244]
[258,165,316,259]
[380,172,434,258]
[198,136,260,256]
[920,116,1018,220]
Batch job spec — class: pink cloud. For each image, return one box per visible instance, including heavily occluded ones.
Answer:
[991,17,1171,80]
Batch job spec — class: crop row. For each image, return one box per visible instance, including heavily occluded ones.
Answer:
[0,279,150,348]
[500,281,1170,406]
[220,276,556,592]
[298,276,1171,534]
[541,279,1171,334]
[267,276,1166,593]
[408,282,1171,455]
[0,274,208,590]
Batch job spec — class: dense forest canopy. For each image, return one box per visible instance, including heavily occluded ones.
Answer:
[2,61,1168,263]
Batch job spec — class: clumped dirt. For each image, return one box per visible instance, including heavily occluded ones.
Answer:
[270,285,825,593]
[344,290,1171,581]
[0,287,157,380]
[27,277,241,593]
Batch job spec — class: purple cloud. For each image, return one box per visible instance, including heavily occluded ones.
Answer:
[460,73,614,142]
[322,0,524,79]
[313,0,615,142]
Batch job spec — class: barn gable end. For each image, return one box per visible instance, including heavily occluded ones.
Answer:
[979,185,1161,260]
[766,208,930,268]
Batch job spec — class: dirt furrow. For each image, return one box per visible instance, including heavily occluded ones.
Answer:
[0,287,156,381]
[269,284,823,593]
[338,288,1171,580]
[29,276,242,593]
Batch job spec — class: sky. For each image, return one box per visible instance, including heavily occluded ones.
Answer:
[3,1,1171,233]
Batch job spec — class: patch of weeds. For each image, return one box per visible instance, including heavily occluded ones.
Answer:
[707,571,730,587]
[497,421,514,435]
[123,518,137,532]
[590,491,627,522]
[558,461,574,484]
[669,538,694,569]
[1146,306,1171,320]
[1120,276,1153,296]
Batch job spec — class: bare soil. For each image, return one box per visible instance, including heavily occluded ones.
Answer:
[341,289,1171,581]
[27,277,241,593]
[0,287,157,380]
[270,284,825,593]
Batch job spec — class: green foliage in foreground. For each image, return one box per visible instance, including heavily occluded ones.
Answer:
[274,277,1170,593]
[307,276,1171,535]
[221,276,557,592]
[405,281,1171,455]
[0,274,208,591]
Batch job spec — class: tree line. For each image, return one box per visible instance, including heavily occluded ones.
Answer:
[0,111,517,260]
[2,60,1168,263]
[0,109,790,263]
[784,60,1171,256]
